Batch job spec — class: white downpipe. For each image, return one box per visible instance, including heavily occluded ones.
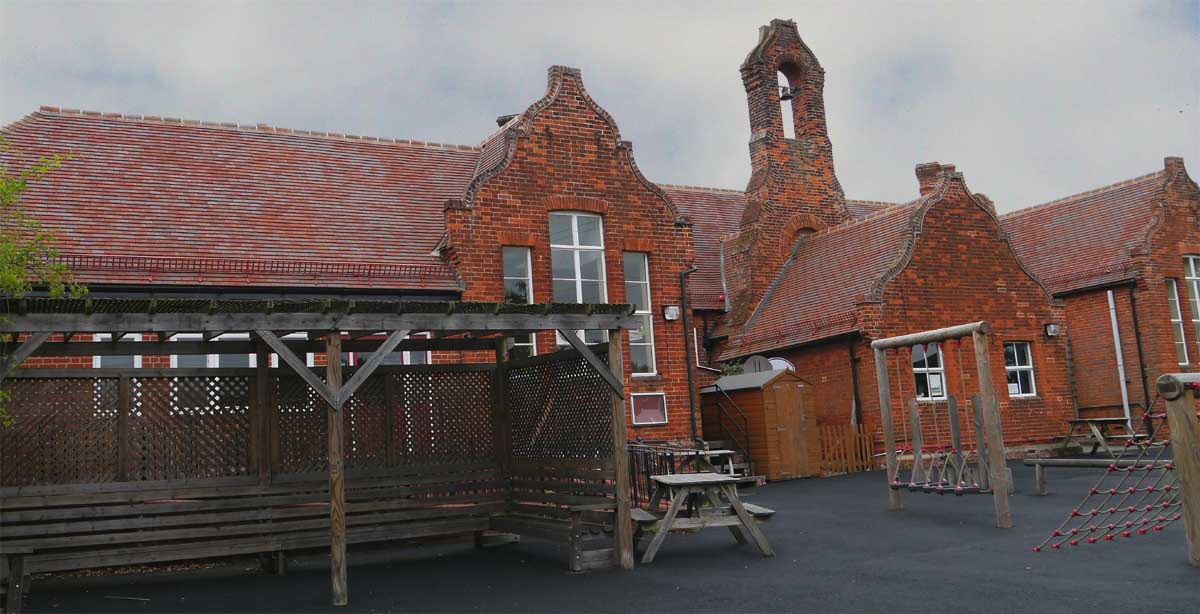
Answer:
[1107,290,1133,431]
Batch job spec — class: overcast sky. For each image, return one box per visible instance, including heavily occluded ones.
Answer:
[2,1,1197,212]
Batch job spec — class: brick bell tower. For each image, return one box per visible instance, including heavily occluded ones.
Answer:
[725,19,848,325]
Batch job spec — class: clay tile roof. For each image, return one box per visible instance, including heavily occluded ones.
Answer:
[845,198,897,219]
[2,108,482,291]
[661,185,745,310]
[721,202,920,359]
[1001,170,1165,295]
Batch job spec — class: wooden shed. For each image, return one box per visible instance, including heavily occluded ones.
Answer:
[700,370,819,481]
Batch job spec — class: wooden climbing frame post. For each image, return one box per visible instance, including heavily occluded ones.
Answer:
[1155,373,1200,567]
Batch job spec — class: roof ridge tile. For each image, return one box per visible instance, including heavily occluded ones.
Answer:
[33,105,482,152]
[845,198,899,206]
[1002,170,1165,220]
[658,183,744,194]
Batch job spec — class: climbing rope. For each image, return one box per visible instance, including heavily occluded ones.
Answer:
[1033,395,1182,551]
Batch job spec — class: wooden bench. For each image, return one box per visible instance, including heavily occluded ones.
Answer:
[0,464,502,613]
[490,459,617,572]
[1023,457,1171,495]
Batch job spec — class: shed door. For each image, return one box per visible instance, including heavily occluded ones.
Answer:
[772,381,804,478]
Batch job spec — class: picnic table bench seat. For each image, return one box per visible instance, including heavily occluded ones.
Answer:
[631,502,775,531]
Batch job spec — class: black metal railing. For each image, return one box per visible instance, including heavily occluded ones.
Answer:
[627,441,698,505]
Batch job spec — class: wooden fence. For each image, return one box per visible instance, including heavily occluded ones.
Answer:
[819,424,876,475]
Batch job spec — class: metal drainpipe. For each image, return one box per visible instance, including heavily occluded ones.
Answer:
[847,336,862,425]
[680,267,701,446]
[1107,290,1133,431]
[1127,281,1152,417]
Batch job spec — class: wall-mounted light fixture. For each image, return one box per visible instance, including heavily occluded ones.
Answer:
[663,305,681,321]
[1044,323,1062,337]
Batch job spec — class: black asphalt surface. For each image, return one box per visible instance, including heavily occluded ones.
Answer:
[21,462,1199,613]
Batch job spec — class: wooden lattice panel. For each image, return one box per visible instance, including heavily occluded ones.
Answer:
[0,377,119,486]
[128,376,251,481]
[275,374,327,475]
[392,371,495,466]
[507,353,613,461]
[344,376,387,469]
[274,369,496,476]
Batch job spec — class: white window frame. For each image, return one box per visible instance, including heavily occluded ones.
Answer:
[551,212,607,347]
[1167,278,1190,365]
[1185,256,1200,360]
[768,357,795,372]
[279,332,314,368]
[93,333,142,368]
[623,252,656,376]
[1003,341,1037,398]
[351,331,431,366]
[503,246,537,358]
[402,332,432,365]
[169,333,207,368]
[168,332,257,368]
[630,392,668,426]
[911,342,946,401]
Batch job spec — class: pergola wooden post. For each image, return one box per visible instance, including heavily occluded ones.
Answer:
[608,329,634,570]
[325,333,348,605]
[1155,373,1200,567]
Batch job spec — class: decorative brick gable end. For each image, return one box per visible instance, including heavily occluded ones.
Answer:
[726,19,849,328]
[737,164,1074,448]
[444,66,696,441]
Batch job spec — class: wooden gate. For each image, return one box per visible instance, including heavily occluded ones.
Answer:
[819,424,875,475]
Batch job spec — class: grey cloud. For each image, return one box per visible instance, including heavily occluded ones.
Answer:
[2,0,1196,211]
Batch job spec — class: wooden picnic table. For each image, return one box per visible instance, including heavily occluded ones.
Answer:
[1059,417,1133,457]
[661,448,738,474]
[633,472,775,564]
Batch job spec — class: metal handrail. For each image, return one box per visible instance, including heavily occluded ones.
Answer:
[711,384,752,475]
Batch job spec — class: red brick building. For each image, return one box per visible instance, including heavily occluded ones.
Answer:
[1002,158,1200,423]
[4,18,1194,452]
[687,20,1077,447]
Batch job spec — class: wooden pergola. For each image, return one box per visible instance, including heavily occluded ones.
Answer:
[0,297,640,606]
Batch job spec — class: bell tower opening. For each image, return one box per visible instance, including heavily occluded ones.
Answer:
[778,70,796,140]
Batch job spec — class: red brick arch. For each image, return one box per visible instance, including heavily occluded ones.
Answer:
[542,195,609,215]
[782,212,828,239]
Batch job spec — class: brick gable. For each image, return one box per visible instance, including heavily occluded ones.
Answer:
[444,66,695,441]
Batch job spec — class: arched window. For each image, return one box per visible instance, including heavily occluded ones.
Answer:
[768,356,795,372]
[778,71,796,139]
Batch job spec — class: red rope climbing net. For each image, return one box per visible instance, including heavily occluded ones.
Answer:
[1033,398,1182,552]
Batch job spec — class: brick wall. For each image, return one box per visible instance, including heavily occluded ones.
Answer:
[1061,288,1148,417]
[444,66,695,443]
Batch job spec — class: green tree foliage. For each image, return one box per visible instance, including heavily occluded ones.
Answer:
[1,135,85,425]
